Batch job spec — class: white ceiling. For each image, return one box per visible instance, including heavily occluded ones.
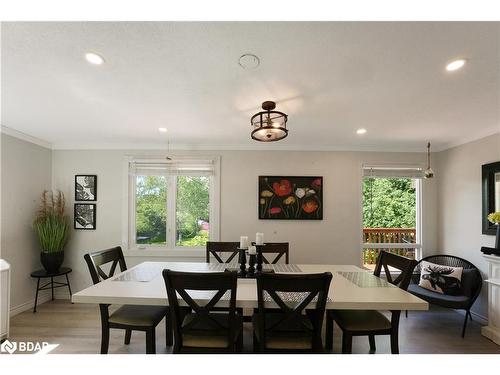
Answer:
[1,22,499,151]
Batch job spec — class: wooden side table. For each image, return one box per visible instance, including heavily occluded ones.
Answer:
[30,267,73,313]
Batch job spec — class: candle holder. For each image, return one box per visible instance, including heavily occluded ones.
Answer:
[238,247,247,277]
[252,243,265,272]
[247,254,256,277]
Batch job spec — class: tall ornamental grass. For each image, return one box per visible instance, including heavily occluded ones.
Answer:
[34,190,69,253]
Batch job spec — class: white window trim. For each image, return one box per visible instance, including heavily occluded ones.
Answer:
[122,155,220,257]
[359,162,424,266]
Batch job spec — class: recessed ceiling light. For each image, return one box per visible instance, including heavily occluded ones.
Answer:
[356,128,367,135]
[158,127,168,133]
[85,52,105,65]
[238,54,260,69]
[446,59,466,72]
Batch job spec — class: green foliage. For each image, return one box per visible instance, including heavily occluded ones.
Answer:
[176,176,209,241]
[135,175,210,246]
[136,176,167,244]
[34,191,69,253]
[363,178,416,228]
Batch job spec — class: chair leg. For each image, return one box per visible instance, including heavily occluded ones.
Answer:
[341,333,352,354]
[468,310,473,321]
[368,335,376,353]
[461,310,469,338]
[325,315,334,351]
[100,325,110,354]
[124,329,132,345]
[146,328,156,354]
[165,313,173,346]
[405,310,408,318]
[390,331,399,354]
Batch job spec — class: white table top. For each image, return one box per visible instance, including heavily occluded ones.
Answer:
[72,261,428,311]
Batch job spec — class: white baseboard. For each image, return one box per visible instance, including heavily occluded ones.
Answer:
[10,294,55,317]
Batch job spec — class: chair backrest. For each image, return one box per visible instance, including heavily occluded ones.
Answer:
[162,270,238,352]
[373,251,417,291]
[411,254,482,299]
[255,272,332,351]
[84,246,127,285]
[206,241,239,263]
[260,242,290,264]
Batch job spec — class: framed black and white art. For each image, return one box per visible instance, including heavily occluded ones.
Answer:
[75,175,97,201]
[74,203,96,230]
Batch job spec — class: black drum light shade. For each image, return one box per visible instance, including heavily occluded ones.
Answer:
[251,101,288,142]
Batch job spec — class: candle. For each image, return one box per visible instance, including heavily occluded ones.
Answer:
[248,246,257,255]
[240,236,249,249]
[256,232,264,245]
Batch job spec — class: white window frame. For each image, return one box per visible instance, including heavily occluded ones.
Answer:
[122,156,220,257]
[359,163,424,266]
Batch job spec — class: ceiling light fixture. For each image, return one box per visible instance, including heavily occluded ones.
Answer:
[239,53,260,69]
[356,128,367,135]
[158,127,168,133]
[424,142,434,179]
[446,59,466,72]
[85,52,105,65]
[251,101,288,142]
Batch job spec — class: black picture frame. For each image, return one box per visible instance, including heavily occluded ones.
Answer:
[482,161,500,235]
[258,176,323,220]
[75,175,97,201]
[74,203,96,230]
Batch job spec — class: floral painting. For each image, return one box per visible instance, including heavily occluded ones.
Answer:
[259,176,323,220]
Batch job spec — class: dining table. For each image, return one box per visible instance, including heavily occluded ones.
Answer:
[72,261,428,311]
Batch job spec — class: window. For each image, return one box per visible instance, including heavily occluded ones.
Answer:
[125,157,220,252]
[361,165,423,269]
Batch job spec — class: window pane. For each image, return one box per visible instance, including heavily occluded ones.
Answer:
[136,176,167,245]
[176,176,210,247]
[362,177,418,268]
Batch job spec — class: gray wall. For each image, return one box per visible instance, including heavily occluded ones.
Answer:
[51,149,438,294]
[436,132,500,319]
[1,134,52,310]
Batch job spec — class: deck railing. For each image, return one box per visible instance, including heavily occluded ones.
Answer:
[362,228,416,265]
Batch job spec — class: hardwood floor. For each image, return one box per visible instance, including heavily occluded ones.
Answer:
[6,300,500,354]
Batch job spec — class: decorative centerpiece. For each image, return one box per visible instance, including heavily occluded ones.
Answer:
[488,212,500,249]
[33,191,70,273]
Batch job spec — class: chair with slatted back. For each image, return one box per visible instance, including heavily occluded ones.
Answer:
[162,269,243,353]
[259,242,290,264]
[252,272,332,353]
[84,247,170,354]
[206,241,240,263]
[325,251,416,354]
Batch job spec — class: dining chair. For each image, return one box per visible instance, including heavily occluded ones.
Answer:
[325,251,416,354]
[252,272,332,353]
[206,241,240,263]
[84,246,170,354]
[162,269,243,353]
[259,242,290,264]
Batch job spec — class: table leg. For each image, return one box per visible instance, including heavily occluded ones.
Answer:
[65,274,73,302]
[51,277,54,300]
[33,278,40,313]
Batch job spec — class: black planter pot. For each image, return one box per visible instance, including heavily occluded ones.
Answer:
[496,224,500,250]
[40,251,64,273]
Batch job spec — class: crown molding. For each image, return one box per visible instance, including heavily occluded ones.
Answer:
[1,126,52,149]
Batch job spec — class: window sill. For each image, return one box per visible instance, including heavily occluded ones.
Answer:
[123,248,205,258]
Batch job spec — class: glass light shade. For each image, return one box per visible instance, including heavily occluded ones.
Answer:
[250,106,288,142]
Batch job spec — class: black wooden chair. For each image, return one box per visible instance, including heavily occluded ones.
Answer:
[325,251,416,354]
[259,242,290,264]
[84,247,170,354]
[252,272,332,353]
[206,241,240,263]
[162,269,243,353]
[406,255,482,338]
